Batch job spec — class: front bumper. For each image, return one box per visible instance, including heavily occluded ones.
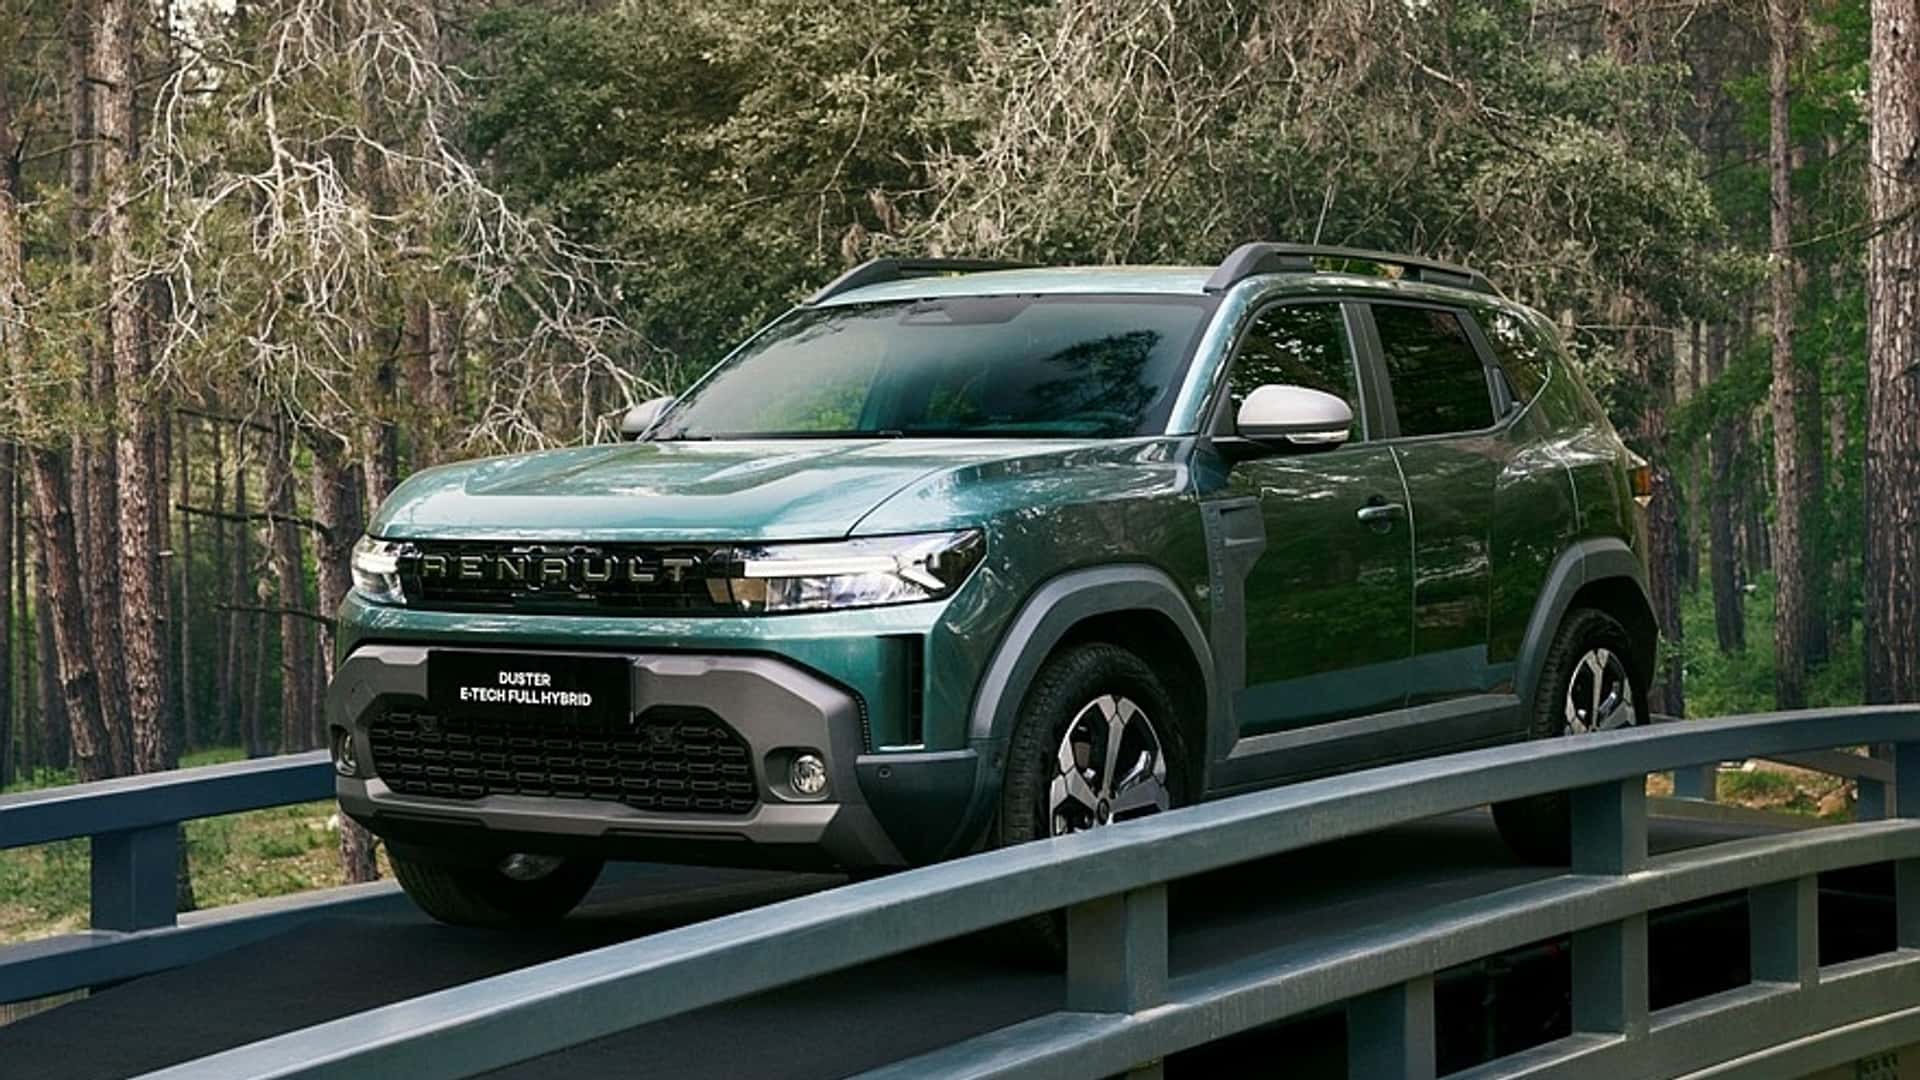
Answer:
[329,643,917,870]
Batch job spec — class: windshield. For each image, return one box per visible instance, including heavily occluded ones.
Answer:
[652,294,1217,440]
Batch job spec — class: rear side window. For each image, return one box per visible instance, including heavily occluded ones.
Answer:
[1481,308,1554,401]
[1372,305,1493,437]
[1227,303,1362,432]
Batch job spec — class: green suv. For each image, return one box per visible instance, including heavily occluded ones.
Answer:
[329,243,1655,929]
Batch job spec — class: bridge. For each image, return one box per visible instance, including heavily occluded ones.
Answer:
[1,707,1916,1079]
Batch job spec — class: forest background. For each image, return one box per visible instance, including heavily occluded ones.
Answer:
[0,0,1915,920]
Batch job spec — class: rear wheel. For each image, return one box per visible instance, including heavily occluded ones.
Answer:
[1493,607,1649,864]
[988,643,1187,959]
[390,846,603,927]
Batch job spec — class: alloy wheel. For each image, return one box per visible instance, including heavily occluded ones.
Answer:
[1048,693,1172,837]
[1565,647,1635,734]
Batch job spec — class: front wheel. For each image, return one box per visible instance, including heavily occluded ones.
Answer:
[988,643,1188,958]
[390,846,603,927]
[1493,607,1649,864]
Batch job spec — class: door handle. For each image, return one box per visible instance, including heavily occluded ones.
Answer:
[1356,500,1405,527]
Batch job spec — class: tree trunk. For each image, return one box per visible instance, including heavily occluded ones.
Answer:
[1648,372,1686,717]
[1803,358,1829,669]
[176,414,194,749]
[0,445,10,790]
[1863,0,1920,704]
[1828,387,1852,652]
[245,598,267,758]
[16,473,31,778]
[70,0,134,766]
[0,53,20,790]
[1684,322,1704,596]
[267,420,311,751]
[210,423,229,749]
[1766,0,1809,709]
[0,443,14,790]
[97,0,172,778]
[33,532,69,773]
[1706,324,1746,653]
[365,349,400,504]
[308,432,378,882]
[25,450,119,780]
[232,451,260,754]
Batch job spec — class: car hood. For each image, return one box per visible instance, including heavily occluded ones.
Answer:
[370,438,1106,542]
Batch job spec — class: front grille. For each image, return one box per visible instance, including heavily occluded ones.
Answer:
[367,704,758,815]
[396,541,735,614]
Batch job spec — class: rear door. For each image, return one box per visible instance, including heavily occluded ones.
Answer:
[1360,301,1514,715]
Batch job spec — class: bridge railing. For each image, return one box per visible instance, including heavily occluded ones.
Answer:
[126,705,1920,1080]
[0,751,408,1005]
[1668,735,1893,813]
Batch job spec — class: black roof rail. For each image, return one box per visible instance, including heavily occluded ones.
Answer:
[805,257,1036,305]
[1203,243,1496,296]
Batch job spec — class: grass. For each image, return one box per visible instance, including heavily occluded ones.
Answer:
[0,746,386,946]
[1674,567,1868,821]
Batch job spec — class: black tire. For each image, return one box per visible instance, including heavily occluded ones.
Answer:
[390,846,603,927]
[987,643,1188,960]
[1493,607,1649,864]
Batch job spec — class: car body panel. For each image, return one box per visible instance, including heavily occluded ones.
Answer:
[1215,443,1414,735]
[371,438,1096,543]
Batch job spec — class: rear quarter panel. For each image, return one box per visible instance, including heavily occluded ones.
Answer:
[1483,306,1639,672]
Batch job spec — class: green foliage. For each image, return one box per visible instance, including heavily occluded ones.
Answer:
[464,0,1742,397]
[467,1,1023,383]
[1679,571,1863,719]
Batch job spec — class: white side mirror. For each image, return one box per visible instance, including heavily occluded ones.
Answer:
[1236,385,1353,449]
[620,396,675,440]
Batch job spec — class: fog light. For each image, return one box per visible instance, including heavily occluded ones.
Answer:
[789,753,829,797]
[330,729,359,778]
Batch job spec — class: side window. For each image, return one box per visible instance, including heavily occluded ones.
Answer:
[1481,308,1552,402]
[1372,304,1494,437]
[1227,303,1362,435]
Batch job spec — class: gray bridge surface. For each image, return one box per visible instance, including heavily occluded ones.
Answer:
[1,706,1916,1079]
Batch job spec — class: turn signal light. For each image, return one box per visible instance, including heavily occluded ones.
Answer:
[1630,463,1654,500]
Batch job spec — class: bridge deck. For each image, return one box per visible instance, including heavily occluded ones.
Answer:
[0,812,1886,1080]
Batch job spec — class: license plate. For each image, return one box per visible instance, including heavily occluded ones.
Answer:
[427,652,631,725]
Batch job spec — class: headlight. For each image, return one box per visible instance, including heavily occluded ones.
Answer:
[351,535,406,604]
[720,530,985,613]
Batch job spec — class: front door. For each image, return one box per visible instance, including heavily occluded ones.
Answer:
[1209,301,1414,741]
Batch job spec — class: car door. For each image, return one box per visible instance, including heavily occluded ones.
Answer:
[1206,300,1414,746]
[1361,301,1514,714]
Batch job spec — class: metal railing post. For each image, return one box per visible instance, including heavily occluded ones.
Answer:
[1067,884,1169,1080]
[1347,976,1436,1080]
[1893,742,1920,949]
[1673,764,1717,801]
[1571,777,1650,1039]
[1858,744,1892,821]
[1571,777,1648,876]
[1066,884,1168,1014]
[90,824,179,932]
[1749,876,1817,990]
